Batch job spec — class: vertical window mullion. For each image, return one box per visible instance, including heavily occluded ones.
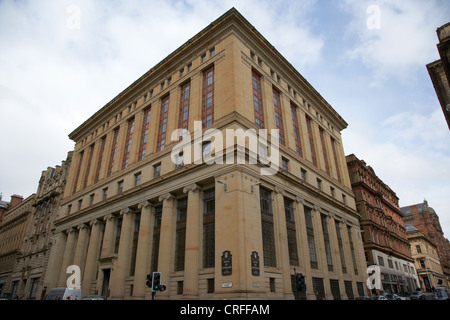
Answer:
[291,104,303,157]
[157,96,169,152]
[138,107,151,161]
[202,67,214,128]
[273,88,285,145]
[252,71,264,129]
[122,118,135,169]
[179,82,190,131]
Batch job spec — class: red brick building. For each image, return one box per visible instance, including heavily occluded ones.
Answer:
[346,154,418,295]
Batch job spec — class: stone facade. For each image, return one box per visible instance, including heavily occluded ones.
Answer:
[406,225,446,291]
[427,21,450,129]
[44,8,367,300]
[6,152,72,299]
[0,194,35,297]
[401,201,450,288]
[346,154,418,295]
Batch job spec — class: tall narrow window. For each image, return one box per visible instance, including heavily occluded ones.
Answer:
[321,214,333,272]
[336,221,347,273]
[122,118,135,169]
[306,116,317,167]
[151,205,162,272]
[138,107,151,161]
[273,88,285,145]
[260,188,276,267]
[107,128,120,177]
[157,96,169,152]
[175,197,187,271]
[72,151,84,194]
[347,226,359,275]
[305,206,318,269]
[319,128,330,175]
[331,137,342,183]
[179,82,190,131]
[252,71,265,129]
[203,189,215,268]
[83,144,94,189]
[202,67,214,128]
[291,104,303,157]
[114,218,122,253]
[284,197,299,266]
[129,212,140,276]
[94,137,106,183]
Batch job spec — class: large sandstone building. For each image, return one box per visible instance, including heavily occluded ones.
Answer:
[44,8,367,300]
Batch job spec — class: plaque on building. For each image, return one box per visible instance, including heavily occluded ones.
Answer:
[221,250,232,276]
[251,251,260,276]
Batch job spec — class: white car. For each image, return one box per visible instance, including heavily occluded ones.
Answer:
[44,288,82,300]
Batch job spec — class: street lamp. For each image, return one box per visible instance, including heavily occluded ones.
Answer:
[251,182,261,193]
[217,179,227,191]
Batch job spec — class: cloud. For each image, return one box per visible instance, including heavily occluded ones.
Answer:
[0,0,324,199]
[343,107,450,237]
[341,0,450,84]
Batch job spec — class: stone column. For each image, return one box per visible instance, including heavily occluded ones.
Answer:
[133,200,154,299]
[58,228,77,287]
[296,199,314,300]
[157,193,176,299]
[273,187,293,299]
[183,183,201,299]
[100,214,116,258]
[45,231,67,290]
[328,213,346,299]
[72,224,90,274]
[82,220,102,296]
[110,208,134,299]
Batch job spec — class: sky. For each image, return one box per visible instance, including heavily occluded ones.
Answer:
[0,0,449,237]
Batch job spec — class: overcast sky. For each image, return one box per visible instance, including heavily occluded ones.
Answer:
[0,0,449,237]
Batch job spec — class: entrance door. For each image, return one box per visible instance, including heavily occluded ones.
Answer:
[101,269,111,299]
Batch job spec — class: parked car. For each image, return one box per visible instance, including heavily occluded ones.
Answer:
[82,295,105,300]
[434,287,449,300]
[410,291,425,300]
[372,295,387,300]
[44,288,82,300]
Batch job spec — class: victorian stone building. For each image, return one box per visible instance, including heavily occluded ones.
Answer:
[406,225,446,291]
[44,8,367,300]
[401,201,450,288]
[6,153,72,300]
[346,154,418,295]
[0,194,35,297]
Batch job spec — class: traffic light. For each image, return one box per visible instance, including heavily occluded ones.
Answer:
[152,272,161,292]
[146,274,152,288]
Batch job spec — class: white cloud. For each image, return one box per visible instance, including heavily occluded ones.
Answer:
[341,0,450,84]
[0,0,324,199]
[343,107,450,237]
